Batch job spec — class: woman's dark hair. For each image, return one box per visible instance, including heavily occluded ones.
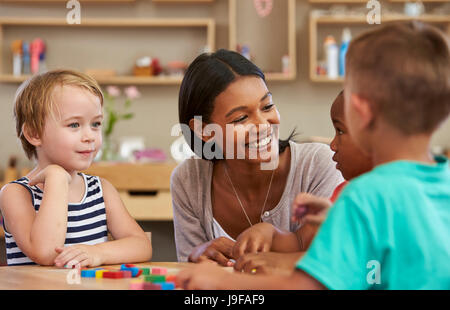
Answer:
[178,49,295,160]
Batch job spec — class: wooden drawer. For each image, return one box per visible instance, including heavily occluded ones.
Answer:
[119,190,173,221]
[84,162,177,221]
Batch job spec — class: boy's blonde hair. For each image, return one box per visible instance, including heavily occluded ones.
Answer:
[346,21,450,135]
[14,69,104,160]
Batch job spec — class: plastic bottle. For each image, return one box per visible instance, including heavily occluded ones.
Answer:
[339,28,352,77]
[22,42,30,75]
[324,35,338,79]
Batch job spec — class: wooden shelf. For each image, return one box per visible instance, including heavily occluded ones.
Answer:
[309,0,367,3]
[309,13,450,83]
[0,74,184,85]
[0,0,135,2]
[0,17,215,84]
[389,0,450,2]
[152,0,214,3]
[228,0,297,81]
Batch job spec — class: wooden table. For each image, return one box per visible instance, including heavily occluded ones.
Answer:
[0,262,192,290]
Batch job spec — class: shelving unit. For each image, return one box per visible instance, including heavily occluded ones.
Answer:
[0,0,135,2]
[0,17,215,85]
[228,0,296,81]
[152,0,214,3]
[389,0,450,2]
[84,162,177,221]
[309,0,367,3]
[309,14,450,83]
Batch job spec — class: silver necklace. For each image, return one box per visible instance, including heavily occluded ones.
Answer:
[223,163,275,228]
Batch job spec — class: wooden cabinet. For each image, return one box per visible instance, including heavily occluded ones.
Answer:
[83,162,178,221]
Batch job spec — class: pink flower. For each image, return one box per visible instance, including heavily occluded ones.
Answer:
[124,86,141,100]
[106,86,121,97]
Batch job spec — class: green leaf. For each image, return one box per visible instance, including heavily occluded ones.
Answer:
[121,113,134,120]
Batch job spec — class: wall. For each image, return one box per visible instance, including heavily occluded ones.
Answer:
[0,0,449,172]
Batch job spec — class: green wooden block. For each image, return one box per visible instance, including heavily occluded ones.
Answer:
[145,275,166,283]
[140,268,150,275]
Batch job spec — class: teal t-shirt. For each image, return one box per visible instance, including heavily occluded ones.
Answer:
[296,156,450,290]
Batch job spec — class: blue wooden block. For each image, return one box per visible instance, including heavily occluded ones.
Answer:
[81,268,102,278]
[155,282,175,290]
[120,264,140,277]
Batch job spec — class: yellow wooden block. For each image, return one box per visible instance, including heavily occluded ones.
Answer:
[95,270,106,278]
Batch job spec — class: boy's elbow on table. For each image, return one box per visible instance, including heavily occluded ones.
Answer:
[28,249,57,266]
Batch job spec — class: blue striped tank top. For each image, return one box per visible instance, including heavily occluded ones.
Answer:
[3,173,108,266]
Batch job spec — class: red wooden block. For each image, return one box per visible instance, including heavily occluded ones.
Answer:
[165,275,176,283]
[165,275,178,288]
[143,282,162,290]
[103,271,123,279]
[151,267,167,275]
[103,271,132,279]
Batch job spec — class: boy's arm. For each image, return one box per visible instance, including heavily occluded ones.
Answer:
[0,165,70,265]
[92,178,152,265]
[177,261,326,290]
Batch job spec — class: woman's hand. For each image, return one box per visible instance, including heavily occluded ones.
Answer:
[188,237,236,267]
[54,244,103,268]
[234,252,303,275]
[232,222,275,259]
[292,193,332,226]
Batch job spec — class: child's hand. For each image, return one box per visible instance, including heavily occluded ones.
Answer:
[176,261,230,290]
[28,165,71,187]
[232,222,275,258]
[54,244,102,268]
[234,252,301,275]
[291,193,332,225]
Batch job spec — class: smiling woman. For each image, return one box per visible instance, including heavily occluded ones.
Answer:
[171,49,344,267]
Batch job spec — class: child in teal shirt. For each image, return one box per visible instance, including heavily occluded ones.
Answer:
[297,156,450,289]
[175,21,450,290]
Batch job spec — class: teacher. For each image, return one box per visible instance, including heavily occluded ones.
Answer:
[171,49,343,265]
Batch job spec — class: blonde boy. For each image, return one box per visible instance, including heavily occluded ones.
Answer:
[0,70,151,266]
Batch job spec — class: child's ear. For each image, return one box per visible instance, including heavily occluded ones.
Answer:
[349,94,375,130]
[188,118,215,143]
[21,124,42,147]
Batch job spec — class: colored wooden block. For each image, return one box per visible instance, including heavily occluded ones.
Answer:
[165,275,176,283]
[81,268,102,278]
[120,264,141,277]
[144,275,166,283]
[129,279,144,290]
[156,282,175,290]
[140,268,150,275]
[103,270,131,279]
[151,267,167,275]
[95,270,106,278]
[143,282,162,290]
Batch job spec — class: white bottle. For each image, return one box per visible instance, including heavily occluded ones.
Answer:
[325,35,339,79]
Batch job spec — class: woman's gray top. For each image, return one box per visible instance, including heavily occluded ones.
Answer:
[170,141,344,262]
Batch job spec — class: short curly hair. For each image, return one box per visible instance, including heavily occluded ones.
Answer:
[346,21,450,135]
